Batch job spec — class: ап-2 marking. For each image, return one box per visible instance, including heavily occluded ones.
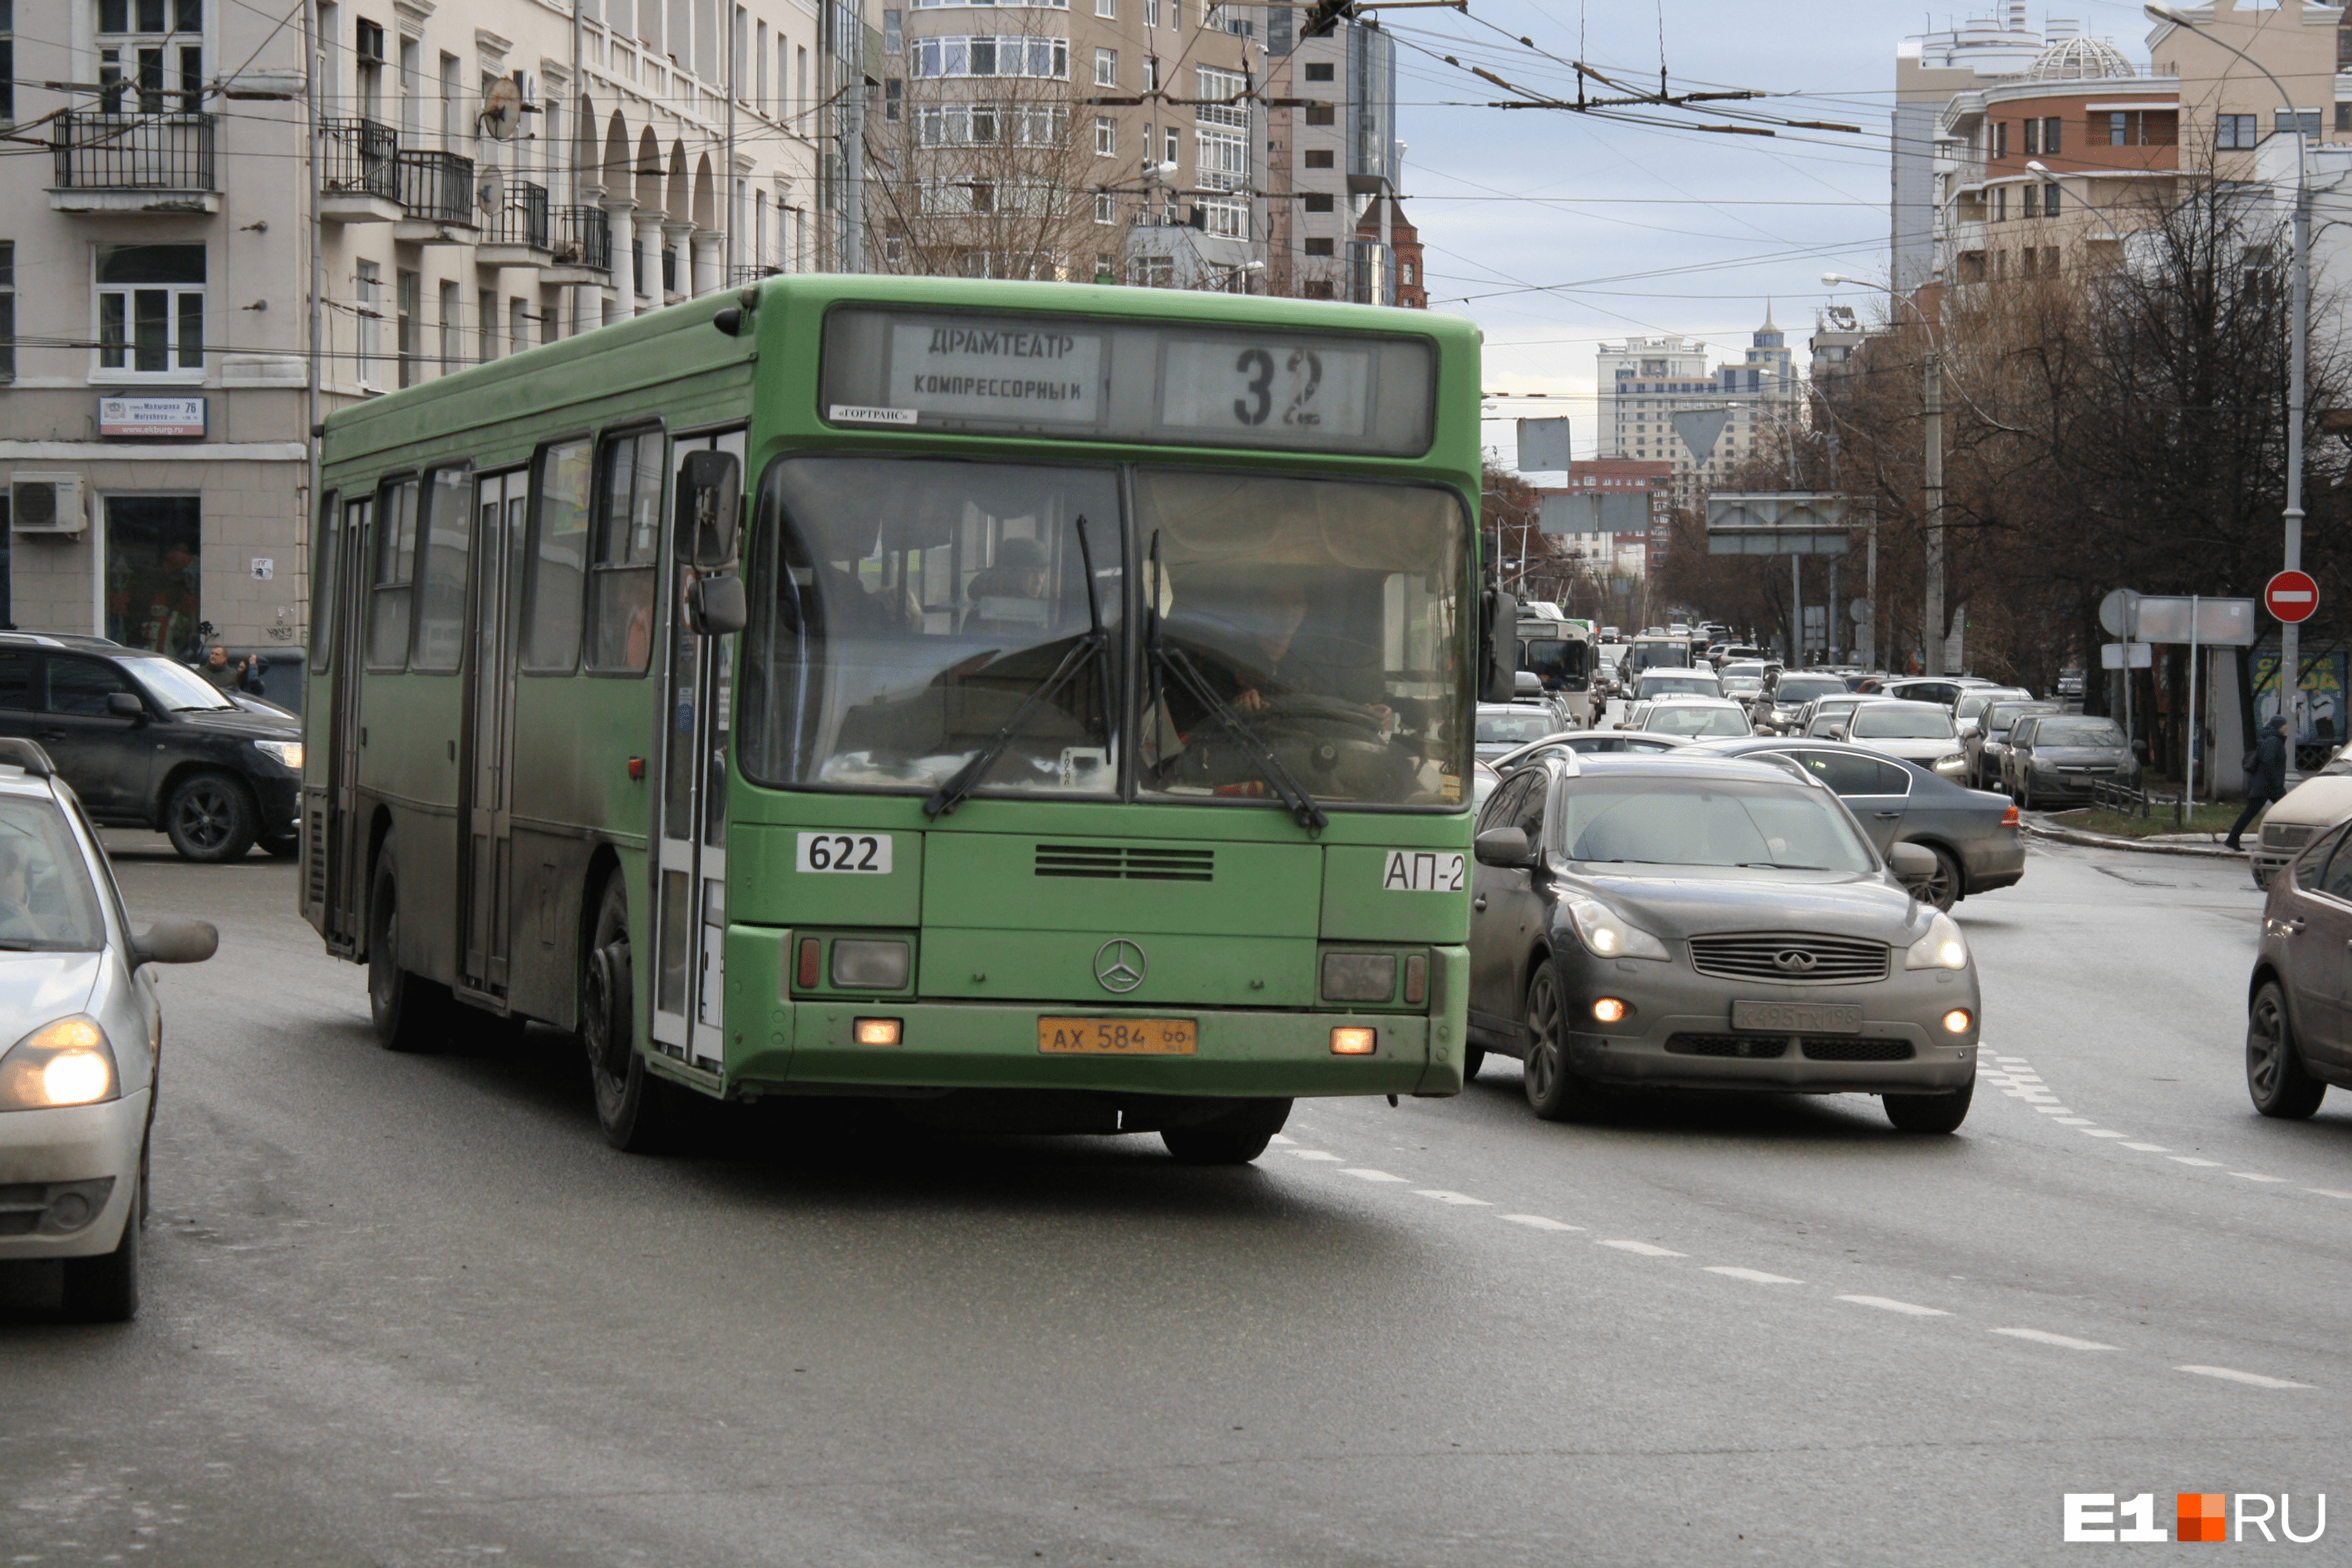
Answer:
[1382,850,1465,892]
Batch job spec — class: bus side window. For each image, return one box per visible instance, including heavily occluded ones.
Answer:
[587,430,664,674]
[308,491,337,673]
[411,466,472,672]
[368,478,419,670]
[521,438,595,672]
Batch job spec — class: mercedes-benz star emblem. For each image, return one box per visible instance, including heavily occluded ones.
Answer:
[1773,949,1818,975]
[1095,937,1148,994]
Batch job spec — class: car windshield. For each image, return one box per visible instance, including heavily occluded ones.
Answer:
[1774,676,1846,704]
[1646,705,1750,738]
[0,796,106,951]
[1478,710,1560,745]
[2035,718,2126,746]
[129,657,237,711]
[1985,704,2046,733]
[1852,707,1957,740]
[1557,777,1875,872]
[1638,673,1720,699]
[1522,637,1587,683]
[1722,676,1763,695]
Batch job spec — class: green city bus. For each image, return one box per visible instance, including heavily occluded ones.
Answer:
[302,275,1503,1162]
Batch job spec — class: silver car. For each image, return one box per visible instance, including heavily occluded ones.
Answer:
[1833,700,1968,781]
[1465,752,1981,1132]
[0,740,215,1320]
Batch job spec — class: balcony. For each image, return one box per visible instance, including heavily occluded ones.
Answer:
[49,112,219,214]
[394,148,477,241]
[544,204,613,284]
[476,180,551,266]
[319,117,401,224]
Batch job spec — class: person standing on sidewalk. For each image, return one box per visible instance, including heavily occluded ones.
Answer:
[2226,715,2291,852]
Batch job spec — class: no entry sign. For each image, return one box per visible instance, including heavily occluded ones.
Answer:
[2266,570,2320,624]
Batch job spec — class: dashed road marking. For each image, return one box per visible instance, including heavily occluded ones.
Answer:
[2170,1157,2223,1167]
[2121,1143,2171,1153]
[1599,1239,1685,1257]
[2031,1104,2075,1113]
[1341,1167,1410,1182]
[1992,1327,2115,1351]
[1838,1295,1951,1317]
[2309,1189,2352,1201]
[2176,1365,2313,1390]
[1705,1266,1803,1285]
[1413,1189,1491,1206]
[1498,1213,1582,1232]
[2230,1172,2287,1183]
[2054,1117,2094,1125]
[1284,1149,1341,1162]
[2082,1129,2129,1138]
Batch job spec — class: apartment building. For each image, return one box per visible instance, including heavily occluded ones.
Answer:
[1596,317,1796,504]
[2146,0,2348,173]
[1,0,829,666]
[1260,10,1405,302]
[1893,3,2047,292]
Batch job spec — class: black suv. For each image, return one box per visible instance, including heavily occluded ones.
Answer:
[0,633,301,861]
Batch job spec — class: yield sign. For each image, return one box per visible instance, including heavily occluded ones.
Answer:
[2265,570,2320,624]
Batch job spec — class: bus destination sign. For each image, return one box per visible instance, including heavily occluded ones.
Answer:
[884,319,1105,425]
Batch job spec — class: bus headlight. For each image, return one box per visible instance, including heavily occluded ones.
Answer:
[831,939,911,990]
[1321,951,1398,1003]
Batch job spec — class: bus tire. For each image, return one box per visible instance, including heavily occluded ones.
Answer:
[1463,1045,1486,1082]
[1161,1098,1292,1165]
[367,833,450,1053]
[583,869,674,1154]
[164,770,258,862]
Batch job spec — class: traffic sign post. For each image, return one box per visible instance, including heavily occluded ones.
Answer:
[2266,570,2319,624]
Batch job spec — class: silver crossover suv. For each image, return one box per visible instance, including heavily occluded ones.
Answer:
[0,740,214,1320]
[1466,752,1981,1132]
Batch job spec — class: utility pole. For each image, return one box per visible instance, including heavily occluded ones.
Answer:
[1921,335,1944,677]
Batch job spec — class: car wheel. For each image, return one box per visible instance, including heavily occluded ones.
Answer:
[164,770,258,862]
[1162,1099,1292,1165]
[1883,1076,1973,1133]
[1914,844,1961,912]
[2021,779,2036,813]
[1463,1044,1487,1082]
[2246,981,2327,1119]
[582,868,678,1153]
[59,1175,140,1323]
[367,833,450,1053]
[1520,961,1602,1122]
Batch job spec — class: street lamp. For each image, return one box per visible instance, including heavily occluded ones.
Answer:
[1823,270,1945,676]
[2146,1,2311,772]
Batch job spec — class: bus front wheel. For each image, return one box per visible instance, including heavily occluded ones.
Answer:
[583,870,675,1153]
[368,833,450,1053]
[1161,1098,1292,1166]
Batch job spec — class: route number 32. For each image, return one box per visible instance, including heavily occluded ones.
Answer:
[1232,347,1325,430]
[796,832,893,874]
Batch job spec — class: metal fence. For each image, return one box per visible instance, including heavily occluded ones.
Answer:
[483,180,550,251]
[551,205,612,272]
[729,264,784,286]
[52,111,217,190]
[396,148,475,226]
[321,117,398,200]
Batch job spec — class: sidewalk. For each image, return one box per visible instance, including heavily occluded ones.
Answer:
[2020,812,2243,860]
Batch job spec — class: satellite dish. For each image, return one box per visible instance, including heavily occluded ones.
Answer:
[479,76,524,140]
[476,165,503,215]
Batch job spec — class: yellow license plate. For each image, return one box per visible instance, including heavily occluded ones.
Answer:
[1037,1017,1199,1055]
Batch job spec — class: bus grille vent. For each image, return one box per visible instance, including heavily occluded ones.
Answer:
[305,808,327,909]
[1034,844,1214,882]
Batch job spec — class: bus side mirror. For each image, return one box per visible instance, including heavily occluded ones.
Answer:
[686,573,747,637]
[675,450,742,568]
[1479,587,1517,703]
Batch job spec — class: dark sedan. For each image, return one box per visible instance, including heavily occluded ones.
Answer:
[1678,736,2025,912]
[2006,714,2137,810]
[1966,700,2059,792]
[0,633,301,861]
[2246,823,2352,1118]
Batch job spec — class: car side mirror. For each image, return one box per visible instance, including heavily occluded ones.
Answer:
[673,450,743,568]
[686,572,748,637]
[1887,842,1936,882]
[1827,724,1848,741]
[132,917,218,966]
[1474,826,1534,868]
[106,691,147,722]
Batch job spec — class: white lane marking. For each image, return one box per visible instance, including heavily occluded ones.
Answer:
[2230,1172,2287,1182]
[2170,1157,2223,1167]
[1284,1149,1341,1162]
[2054,1117,2094,1125]
[1705,1266,1803,1285]
[2082,1129,2129,1138]
[1599,1239,1685,1257]
[1996,1055,2031,1064]
[1838,1295,1951,1317]
[2031,1104,2076,1113]
[1268,1133,1295,1145]
[1341,1167,1410,1182]
[1992,1327,2116,1351]
[1498,1213,1584,1231]
[2309,1189,2352,1201]
[2176,1364,2314,1390]
[1413,1189,1492,1206]
[2122,1143,2171,1153]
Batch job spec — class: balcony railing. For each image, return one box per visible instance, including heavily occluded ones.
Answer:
[550,205,612,272]
[397,147,475,225]
[322,117,399,200]
[52,111,217,190]
[482,179,550,251]
[729,264,783,285]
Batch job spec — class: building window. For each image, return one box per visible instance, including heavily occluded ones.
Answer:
[1144,55,1159,91]
[2022,184,2039,219]
[1303,148,1333,168]
[1303,237,1333,257]
[1095,0,1113,14]
[96,243,204,379]
[1197,125,1247,197]
[2338,104,2350,135]
[883,7,901,52]
[1304,61,1333,82]
[2276,108,2321,139]
[2217,113,2256,150]
[510,297,530,354]
[437,278,458,371]
[911,35,1070,79]
[1095,47,1116,86]
[0,243,13,383]
[97,0,204,114]
[1302,191,1332,212]
[1197,65,1247,126]
[1991,185,2007,222]
[1992,120,2007,158]
[396,268,417,387]
[1,1,13,122]
[885,77,902,119]
[1164,127,1178,164]
[1305,101,1334,125]
[2022,118,2039,157]
[1094,190,1115,223]
[1095,114,1115,155]
[2041,116,2061,155]
[479,288,496,359]
[1131,255,1173,288]
[2042,181,2060,217]
[1144,0,1159,25]
[103,497,203,653]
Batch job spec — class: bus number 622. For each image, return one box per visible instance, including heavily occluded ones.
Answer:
[796,832,893,874]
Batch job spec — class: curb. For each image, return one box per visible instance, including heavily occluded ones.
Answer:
[2020,816,2244,859]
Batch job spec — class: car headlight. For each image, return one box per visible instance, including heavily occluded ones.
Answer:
[1564,897,1671,961]
[0,1017,121,1110]
[1933,752,1965,769]
[1904,912,1970,971]
[254,740,303,769]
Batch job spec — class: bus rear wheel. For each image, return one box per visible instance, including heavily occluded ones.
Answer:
[1161,1099,1292,1165]
[367,833,450,1053]
[583,869,675,1153]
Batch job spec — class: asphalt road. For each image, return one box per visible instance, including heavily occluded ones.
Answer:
[3,833,2345,1566]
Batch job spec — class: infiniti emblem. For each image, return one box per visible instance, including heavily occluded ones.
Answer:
[1095,937,1148,994]
[1773,949,1818,975]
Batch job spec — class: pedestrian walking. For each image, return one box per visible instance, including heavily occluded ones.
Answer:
[2226,715,2291,852]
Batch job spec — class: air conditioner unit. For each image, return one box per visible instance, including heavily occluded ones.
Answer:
[9,474,88,535]
[510,68,537,107]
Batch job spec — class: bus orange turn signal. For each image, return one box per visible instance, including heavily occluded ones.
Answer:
[854,1018,903,1046]
[1331,1027,1376,1055]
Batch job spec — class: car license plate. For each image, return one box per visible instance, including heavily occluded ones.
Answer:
[1731,1000,1862,1035]
[1037,1017,1199,1055]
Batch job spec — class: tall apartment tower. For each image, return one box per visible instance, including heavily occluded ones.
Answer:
[1894,3,2044,291]
[1262,9,1402,301]
[1596,316,1793,504]
[1,0,831,660]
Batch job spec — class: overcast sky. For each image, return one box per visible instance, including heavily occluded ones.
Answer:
[1382,0,2163,470]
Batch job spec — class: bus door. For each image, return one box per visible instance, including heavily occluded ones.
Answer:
[459,468,529,1000]
[649,429,745,1071]
[324,494,372,953]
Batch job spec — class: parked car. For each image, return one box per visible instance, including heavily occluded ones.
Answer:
[1679,736,2025,911]
[0,738,217,1320]
[1475,703,1568,762]
[2247,743,2352,889]
[1635,696,1755,740]
[1966,700,2059,792]
[1757,672,1850,734]
[1512,671,1579,733]
[1798,692,1890,738]
[0,633,303,862]
[2004,713,2137,809]
[2245,823,2352,1117]
[1953,687,2034,743]
[1464,752,1981,1131]
[1872,676,2004,709]
[2057,670,2085,699]
[1828,700,1968,781]
[1619,667,1725,729]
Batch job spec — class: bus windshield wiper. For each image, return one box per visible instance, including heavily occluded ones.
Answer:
[925,517,1112,820]
[1144,532,1329,833]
